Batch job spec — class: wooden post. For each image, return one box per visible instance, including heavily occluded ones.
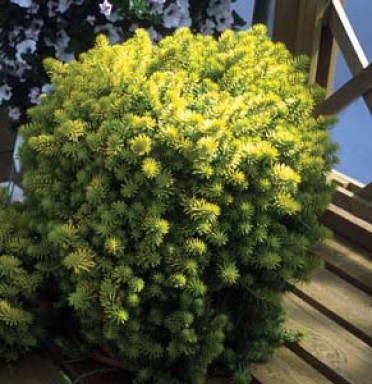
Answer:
[273,0,339,94]
[252,0,276,35]
[315,23,339,92]
[328,0,372,113]
[0,106,15,183]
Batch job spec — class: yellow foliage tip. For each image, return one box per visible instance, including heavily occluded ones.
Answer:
[142,158,161,179]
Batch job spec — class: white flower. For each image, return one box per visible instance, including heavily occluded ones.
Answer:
[99,0,113,18]
[47,0,59,17]
[55,50,75,62]
[94,24,122,44]
[47,0,71,16]
[58,0,72,14]
[29,87,41,105]
[151,2,165,15]
[25,19,44,40]
[162,4,181,28]
[6,59,31,79]
[207,0,224,16]
[215,9,233,31]
[52,29,75,61]
[16,39,37,64]
[177,0,189,12]
[147,27,162,42]
[204,0,233,31]
[201,19,216,35]
[207,0,231,18]
[8,27,23,47]
[27,2,40,14]
[129,23,139,33]
[10,0,32,8]
[106,9,123,23]
[8,106,21,121]
[0,84,12,103]
[86,15,96,26]
[162,0,191,29]
[16,64,32,79]
[56,28,70,47]
[42,83,55,94]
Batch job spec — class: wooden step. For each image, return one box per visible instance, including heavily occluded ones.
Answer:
[332,185,372,224]
[357,183,372,200]
[292,267,372,346]
[252,347,332,384]
[329,170,365,195]
[322,203,372,252]
[311,236,372,295]
[284,294,372,384]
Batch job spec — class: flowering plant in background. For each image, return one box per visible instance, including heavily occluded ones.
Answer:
[0,0,247,125]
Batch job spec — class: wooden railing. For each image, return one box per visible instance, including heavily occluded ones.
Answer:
[314,0,372,198]
[273,0,372,198]
[314,0,372,116]
[273,0,372,117]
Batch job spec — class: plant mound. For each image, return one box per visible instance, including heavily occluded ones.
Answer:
[0,190,41,362]
[18,26,336,383]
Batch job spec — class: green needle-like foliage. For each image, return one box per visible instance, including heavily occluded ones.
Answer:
[0,190,41,362]
[14,26,336,382]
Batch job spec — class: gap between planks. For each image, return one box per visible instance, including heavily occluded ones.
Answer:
[311,236,372,296]
[252,346,332,384]
[284,294,372,384]
[291,267,372,346]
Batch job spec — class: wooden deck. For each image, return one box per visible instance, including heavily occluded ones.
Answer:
[253,234,372,384]
[253,172,372,384]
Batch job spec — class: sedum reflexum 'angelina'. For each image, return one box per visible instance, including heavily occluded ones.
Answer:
[19,26,337,383]
[0,189,41,361]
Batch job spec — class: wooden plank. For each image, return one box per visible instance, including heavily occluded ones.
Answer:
[311,236,372,295]
[332,185,372,224]
[0,151,13,183]
[302,0,330,85]
[285,294,372,384]
[252,0,276,31]
[252,347,332,384]
[328,0,372,114]
[357,183,372,201]
[0,107,15,153]
[314,63,372,116]
[292,268,372,346]
[315,23,339,94]
[316,0,345,94]
[321,203,372,252]
[329,0,369,75]
[273,0,300,53]
[329,169,365,195]
[294,0,319,56]
[273,1,339,94]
